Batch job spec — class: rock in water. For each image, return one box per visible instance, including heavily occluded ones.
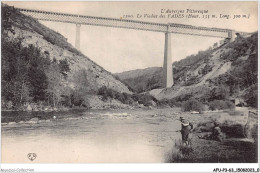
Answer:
[30,117,39,121]
[27,117,39,124]
[8,122,16,125]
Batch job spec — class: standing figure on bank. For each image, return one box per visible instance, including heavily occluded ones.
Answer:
[179,117,193,145]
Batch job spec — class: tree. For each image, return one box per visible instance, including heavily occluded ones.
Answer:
[59,59,70,79]
[210,85,230,101]
[213,42,218,48]
[69,69,98,106]
[45,61,61,107]
[181,99,205,113]
[27,45,49,102]
[1,5,15,35]
[2,39,49,106]
[146,76,159,90]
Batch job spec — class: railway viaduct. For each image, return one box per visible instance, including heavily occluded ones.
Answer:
[17,8,246,88]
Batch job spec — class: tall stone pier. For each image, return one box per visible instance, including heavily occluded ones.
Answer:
[163,32,173,88]
[75,24,81,50]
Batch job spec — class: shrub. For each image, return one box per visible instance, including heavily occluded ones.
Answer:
[157,99,168,107]
[208,100,235,110]
[97,86,107,96]
[115,92,134,104]
[181,99,205,113]
[70,92,84,107]
[137,94,157,106]
[97,86,116,101]
[97,86,159,106]
[185,76,200,86]
[175,94,193,102]
[157,99,181,107]
[60,95,71,107]
[168,99,182,107]
[201,64,213,75]
[165,139,195,163]
[122,93,134,104]
[242,85,258,108]
[210,86,230,101]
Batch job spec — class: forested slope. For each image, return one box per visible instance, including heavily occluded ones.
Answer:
[1,4,131,110]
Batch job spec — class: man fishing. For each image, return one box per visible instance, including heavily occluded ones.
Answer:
[178,117,193,146]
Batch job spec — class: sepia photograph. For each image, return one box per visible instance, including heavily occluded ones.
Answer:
[1,0,258,171]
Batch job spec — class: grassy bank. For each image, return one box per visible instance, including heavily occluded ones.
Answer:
[166,136,257,163]
[165,108,258,163]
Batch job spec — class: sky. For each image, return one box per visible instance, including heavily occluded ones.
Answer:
[4,1,258,73]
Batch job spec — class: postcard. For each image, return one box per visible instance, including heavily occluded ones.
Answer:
[1,1,258,172]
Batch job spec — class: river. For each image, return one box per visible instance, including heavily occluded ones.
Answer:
[2,108,186,163]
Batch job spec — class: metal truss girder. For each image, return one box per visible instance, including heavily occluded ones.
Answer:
[17,8,232,38]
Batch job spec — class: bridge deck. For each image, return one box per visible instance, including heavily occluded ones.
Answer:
[17,8,232,38]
